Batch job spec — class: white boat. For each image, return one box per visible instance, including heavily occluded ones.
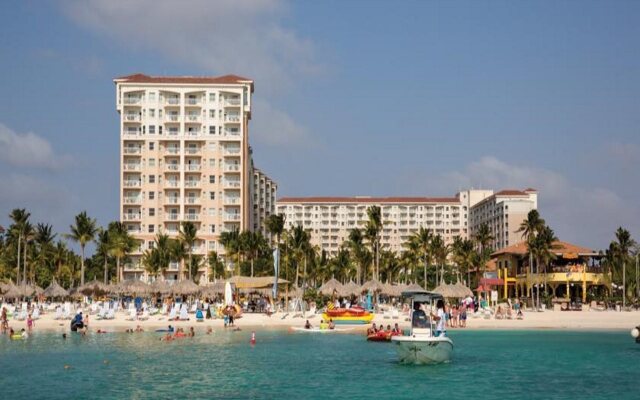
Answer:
[290,327,353,333]
[391,291,453,365]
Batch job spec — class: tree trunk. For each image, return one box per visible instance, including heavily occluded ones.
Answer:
[104,257,108,284]
[23,240,28,284]
[80,245,85,286]
[188,251,193,281]
[16,234,21,284]
[250,257,254,277]
[116,256,121,282]
[622,261,626,309]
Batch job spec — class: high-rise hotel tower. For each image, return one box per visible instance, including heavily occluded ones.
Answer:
[115,73,269,282]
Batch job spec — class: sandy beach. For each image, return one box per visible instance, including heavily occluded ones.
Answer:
[6,309,640,334]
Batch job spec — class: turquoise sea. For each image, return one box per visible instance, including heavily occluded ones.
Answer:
[1,329,638,399]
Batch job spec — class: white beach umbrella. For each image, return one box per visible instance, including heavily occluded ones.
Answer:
[224,281,233,305]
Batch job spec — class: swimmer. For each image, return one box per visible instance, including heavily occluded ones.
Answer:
[206,327,213,335]
[62,333,67,339]
[189,327,195,337]
[160,332,173,341]
[135,325,144,333]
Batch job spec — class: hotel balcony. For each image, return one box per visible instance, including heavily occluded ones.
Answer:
[166,129,180,136]
[186,114,202,123]
[123,213,141,221]
[223,180,241,189]
[123,147,142,155]
[164,147,180,155]
[166,197,180,205]
[123,96,142,105]
[165,114,181,123]
[223,98,241,106]
[165,164,180,172]
[185,197,201,205]
[223,114,241,123]
[223,129,241,138]
[184,180,201,188]
[185,147,201,155]
[165,213,180,221]
[123,197,141,204]
[123,129,140,136]
[186,164,201,172]
[165,180,180,188]
[123,163,141,171]
[185,130,202,138]
[184,213,200,221]
[224,213,241,221]
[224,197,240,205]
[222,147,241,156]
[123,180,141,188]
[165,97,180,105]
[185,97,201,106]
[223,164,240,172]
[124,113,142,122]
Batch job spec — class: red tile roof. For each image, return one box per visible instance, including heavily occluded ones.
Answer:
[494,190,529,196]
[491,240,598,257]
[277,196,460,204]
[114,73,253,85]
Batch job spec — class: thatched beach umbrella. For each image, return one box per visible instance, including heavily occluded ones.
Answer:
[340,281,360,296]
[171,279,201,296]
[405,283,425,292]
[3,284,34,299]
[78,279,109,296]
[201,282,231,298]
[453,282,473,298]
[43,280,69,298]
[319,278,344,296]
[433,283,459,298]
[361,279,384,293]
[380,282,403,297]
[150,280,172,295]
[118,280,150,296]
[0,281,14,294]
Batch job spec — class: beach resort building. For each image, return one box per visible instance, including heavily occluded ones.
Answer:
[115,73,276,281]
[276,188,538,256]
[276,196,465,256]
[489,240,608,305]
[467,189,538,250]
[251,166,278,240]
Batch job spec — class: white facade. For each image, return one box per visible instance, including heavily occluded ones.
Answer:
[277,189,538,255]
[115,73,255,281]
[276,197,466,256]
[468,189,538,250]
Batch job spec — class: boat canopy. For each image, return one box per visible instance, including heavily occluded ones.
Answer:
[400,290,444,303]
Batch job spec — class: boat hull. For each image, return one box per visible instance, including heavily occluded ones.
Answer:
[391,336,453,364]
[322,313,373,325]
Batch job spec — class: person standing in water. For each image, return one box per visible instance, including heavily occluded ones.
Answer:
[430,299,447,337]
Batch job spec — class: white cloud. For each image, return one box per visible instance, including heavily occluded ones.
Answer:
[251,99,316,146]
[0,123,70,170]
[61,0,320,94]
[420,156,638,248]
[608,142,640,165]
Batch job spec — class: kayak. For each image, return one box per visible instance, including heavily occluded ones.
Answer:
[290,327,353,333]
[322,313,373,325]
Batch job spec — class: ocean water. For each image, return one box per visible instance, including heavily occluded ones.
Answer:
[1,329,638,399]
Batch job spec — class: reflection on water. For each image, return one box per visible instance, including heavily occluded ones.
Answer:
[0,329,638,399]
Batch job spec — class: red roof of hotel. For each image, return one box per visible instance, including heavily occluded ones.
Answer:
[277,196,460,204]
[494,189,530,196]
[491,240,597,257]
[114,73,253,85]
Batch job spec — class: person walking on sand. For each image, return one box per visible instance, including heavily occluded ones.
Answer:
[27,313,34,332]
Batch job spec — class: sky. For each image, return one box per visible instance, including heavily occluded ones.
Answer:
[0,0,638,250]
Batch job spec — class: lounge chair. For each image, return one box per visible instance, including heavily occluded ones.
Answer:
[106,309,115,320]
[32,308,40,320]
[139,310,150,321]
[190,302,198,313]
[126,308,137,321]
[391,308,400,319]
[15,310,27,321]
[168,307,177,321]
[383,308,391,319]
[179,305,189,321]
[54,307,63,320]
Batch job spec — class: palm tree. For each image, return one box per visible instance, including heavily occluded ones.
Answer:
[107,222,138,282]
[430,234,449,284]
[517,210,545,301]
[142,233,174,279]
[178,221,198,280]
[473,223,494,288]
[412,227,432,289]
[67,211,98,286]
[532,225,558,305]
[34,223,56,285]
[265,214,286,292]
[613,227,636,308]
[347,228,370,285]
[220,228,241,275]
[288,225,311,288]
[364,206,382,281]
[21,222,35,284]
[208,251,226,280]
[95,229,111,284]
[402,236,421,284]
[9,208,30,284]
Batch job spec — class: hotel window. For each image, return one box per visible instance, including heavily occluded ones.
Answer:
[209,159,215,167]
[209,110,215,118]
[149,191,155,200]
[148,158,155,167]
[209,126,216,135]
[149,109,155,117]
[148,224,155,233]
[209,191,215,200]
[208,208,215,216]
[209,175,215,184]
[209,93,216,102]
[209,225,216,233]
[148,142,155,151]
[149,208,155,217]
[149,175,155,184]
[148,240,155,249]
[149,92,156,101]
[158,126,163,135]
